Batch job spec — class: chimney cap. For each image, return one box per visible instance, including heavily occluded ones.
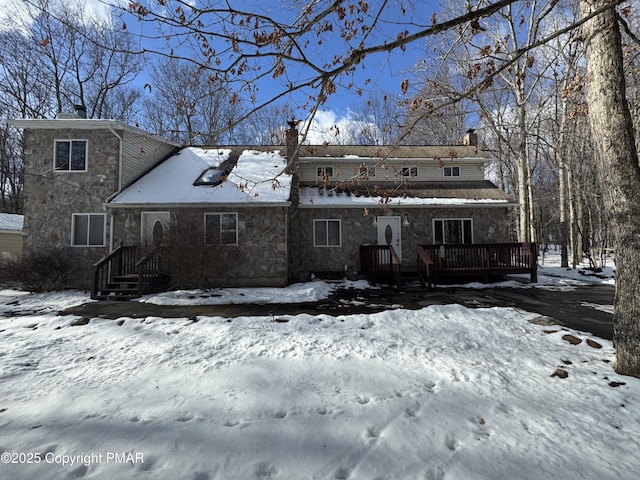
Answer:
[463,129,478,146]
[73,104,87,118]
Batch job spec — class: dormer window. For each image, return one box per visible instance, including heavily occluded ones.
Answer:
[357,165,376,179]
[55,140,87,171]
[402,166,418,177]
[443,166,460,177]
[195,168,227,186]
[317,166,334,179]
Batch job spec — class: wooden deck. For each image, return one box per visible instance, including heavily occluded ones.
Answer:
[361,243,537,289]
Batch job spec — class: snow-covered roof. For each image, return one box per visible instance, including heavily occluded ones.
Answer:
[0,213,23,232]
[109,147,292,207]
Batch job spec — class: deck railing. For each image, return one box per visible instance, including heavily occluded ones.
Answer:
[136,249,168,295]
[91,245,139,299]
[92,245,169,299]
[359,244,402,289]
[361,242,537,288]
[420,242,537,284]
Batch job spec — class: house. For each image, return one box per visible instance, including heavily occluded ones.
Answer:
[0,213,23,258]
[11,114,534,297]
[10,110,180,286]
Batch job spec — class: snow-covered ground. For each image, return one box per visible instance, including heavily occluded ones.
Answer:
[1,251,637,480]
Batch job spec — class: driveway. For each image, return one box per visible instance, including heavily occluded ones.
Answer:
[62,282,615,340]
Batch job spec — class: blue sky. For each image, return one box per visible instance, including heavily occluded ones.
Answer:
[3,0,444,128]
[120,0,443,119]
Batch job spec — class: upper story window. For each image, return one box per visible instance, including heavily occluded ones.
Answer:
[55,140,87,171]
[401,166,418,177]
[443,166,461,177]
[205,212,238,245]
[72,213,105,247]
[317,166,334,179]
[357,165,376,179]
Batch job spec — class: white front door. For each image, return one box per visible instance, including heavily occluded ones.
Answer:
[377,216,402,262]
[141,212,171,247]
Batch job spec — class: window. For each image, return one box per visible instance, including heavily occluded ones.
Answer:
[205,213,238,245]
[317,166,334,178]
[72,214,105,246]
[357,165,376,179]
[55,140,87,171]
[401,166,418,177]
[433,219,473,244]
[195,168,227,186]
[443,166,461,177]
[314,219,341,247]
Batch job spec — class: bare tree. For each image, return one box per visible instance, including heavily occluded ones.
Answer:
[580,0,640,376]
[233,103,295,145]
[3,0,143,119]
[399,71,470,145]
[0,122,23,213]
[142,58,239,145]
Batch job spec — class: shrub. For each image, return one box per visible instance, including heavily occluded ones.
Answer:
[0,248,71,292]
[154,218,233,290]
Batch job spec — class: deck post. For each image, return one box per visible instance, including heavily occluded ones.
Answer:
[530,242,538,283]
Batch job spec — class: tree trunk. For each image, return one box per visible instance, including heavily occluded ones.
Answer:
[581,0,640,377]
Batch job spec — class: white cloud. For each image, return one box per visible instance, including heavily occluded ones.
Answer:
[302,109,378,145]
[0,0,114,32]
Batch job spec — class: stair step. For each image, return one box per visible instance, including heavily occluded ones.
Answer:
[113,274,139,282]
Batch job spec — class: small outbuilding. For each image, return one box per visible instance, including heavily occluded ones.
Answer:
[0,213,24,258]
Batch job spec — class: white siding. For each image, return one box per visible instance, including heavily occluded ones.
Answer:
[298,159,485,183]
[120,132,178,188]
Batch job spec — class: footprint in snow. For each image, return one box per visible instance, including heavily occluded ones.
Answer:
[255,461,278,477]
[405,403,420,418]
[366,426,381,439]
[445,433,460,451]
[68,464,88,478]
[335,466,351,479]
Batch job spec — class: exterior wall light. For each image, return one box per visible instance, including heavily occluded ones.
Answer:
[125,213,136,229]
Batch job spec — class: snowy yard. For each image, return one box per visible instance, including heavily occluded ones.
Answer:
[1,252,638,479]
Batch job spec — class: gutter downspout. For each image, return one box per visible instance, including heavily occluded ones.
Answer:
[108,126,124,252]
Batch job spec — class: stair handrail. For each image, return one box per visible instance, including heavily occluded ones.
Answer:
[415,245,434,289]
[135,247,167,296]
[91,244,138,299]
[388,245,402,290]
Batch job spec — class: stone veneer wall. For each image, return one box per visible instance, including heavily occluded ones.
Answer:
[110,206,289,287]
[293,206,513,280]
[21,128,120,288]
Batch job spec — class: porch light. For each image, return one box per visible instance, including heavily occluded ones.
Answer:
[372,216,377,226]
[403,214,410,227]
[125,213,136,228]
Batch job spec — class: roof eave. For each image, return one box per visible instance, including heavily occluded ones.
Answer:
[9,118,181,147]
[105,201,292,209]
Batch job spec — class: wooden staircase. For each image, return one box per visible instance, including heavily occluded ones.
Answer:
[92,245,169,300]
